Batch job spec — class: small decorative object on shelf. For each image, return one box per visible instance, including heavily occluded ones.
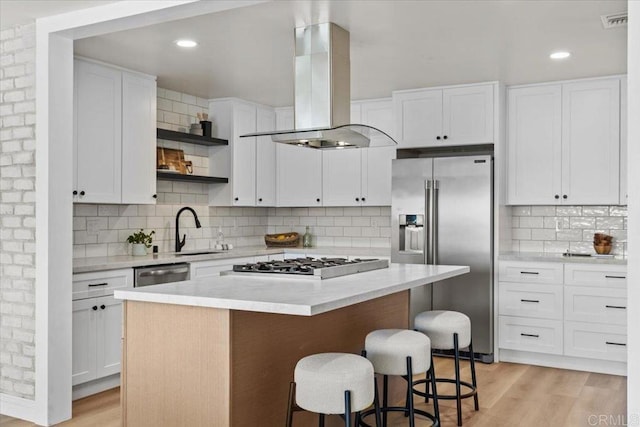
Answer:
[265,232,300,248]
[197,112,213,137]
[303,226,313,248]
[127,229,155,256]
[593,232,613,254]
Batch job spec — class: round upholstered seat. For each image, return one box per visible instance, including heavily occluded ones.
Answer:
[414,310,471,350]
[365,329,431,376]
[294,352,374,415]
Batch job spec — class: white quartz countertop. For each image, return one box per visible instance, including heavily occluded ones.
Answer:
[498,251,627,265]
[73,246,391,274]
[114,263,469,316]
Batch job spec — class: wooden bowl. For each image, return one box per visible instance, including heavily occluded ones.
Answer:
[264,232,300,247]
[593,244,612,255]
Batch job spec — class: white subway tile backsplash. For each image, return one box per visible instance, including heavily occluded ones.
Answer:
[582,206,609,216]
[531,229,555,241]
[609,206,627,216]
[519,216,543,228]
[512,206,531,216]
[556,206,582,216]
[531,206,555,216]
[596,217,624,230]
[334,216,352,227]
[555,229,583,242]
[512,228,531,240]
[569,217,595,228]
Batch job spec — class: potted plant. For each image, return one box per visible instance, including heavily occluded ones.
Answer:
[126,229,155,256]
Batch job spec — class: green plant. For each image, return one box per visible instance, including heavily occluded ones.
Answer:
[126,229,155,248]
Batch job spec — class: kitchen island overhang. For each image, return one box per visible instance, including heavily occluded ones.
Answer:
[115,263,469,427]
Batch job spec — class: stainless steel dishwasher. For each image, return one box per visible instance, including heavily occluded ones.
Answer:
[134,263,190,287]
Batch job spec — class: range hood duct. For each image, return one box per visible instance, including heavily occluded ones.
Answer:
[241,23,397,149]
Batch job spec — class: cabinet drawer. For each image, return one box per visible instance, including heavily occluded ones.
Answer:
[499,261,563,284]
[564,264,626,288]
[564,321,627,362]
[498,282,563,320]
[498,316,563,355]
[564,286,627,325]
[73,269,133,301]
[190,256,256,279]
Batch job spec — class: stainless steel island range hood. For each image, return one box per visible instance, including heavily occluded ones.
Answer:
[240,23,396,149]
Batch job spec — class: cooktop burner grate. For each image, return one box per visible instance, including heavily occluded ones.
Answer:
[228,257,388,279]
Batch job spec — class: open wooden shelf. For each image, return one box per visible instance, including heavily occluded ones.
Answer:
[157,128,228,146]
[156,171,228,184]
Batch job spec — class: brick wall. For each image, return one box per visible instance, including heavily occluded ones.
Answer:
[0,23,36,399]
[511,205,627,255]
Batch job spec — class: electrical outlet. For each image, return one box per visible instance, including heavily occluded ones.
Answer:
[87,218,101,235]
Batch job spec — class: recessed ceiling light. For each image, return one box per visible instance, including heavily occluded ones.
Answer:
[550,51,571,60]
[175,39,198,48]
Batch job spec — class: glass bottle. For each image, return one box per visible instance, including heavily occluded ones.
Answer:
[303,226,313,248]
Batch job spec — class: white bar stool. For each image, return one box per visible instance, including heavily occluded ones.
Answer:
[360,329,440,427]
[286,352,381,427]
[413,310,479,426]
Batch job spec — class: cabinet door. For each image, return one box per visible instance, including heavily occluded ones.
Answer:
[232,102,257,206]
[619,77,627,204]
[72,298,97,385]
[442,85,494,145]
[361,146,396,206]
[393,89,442,148]
[256,106,276,206]
[74,60,122,204]
[276,144,323,207]
[322,149,362,206]
[121,72,157,204]
[275,107,294,131]
[361,99,394,147]
[561,79,620,205]
[95,295,123,379]
[507,85,562,205]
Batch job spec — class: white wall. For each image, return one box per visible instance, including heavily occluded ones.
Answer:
[627,0,639,421]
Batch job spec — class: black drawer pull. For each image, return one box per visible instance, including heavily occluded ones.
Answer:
[605,275,626,279]
[605,305,626,310]
[521,299,540,303]
[605,342,626,347]
[88,282,108,287]
[520,333,539,338]
[520,271,539,275]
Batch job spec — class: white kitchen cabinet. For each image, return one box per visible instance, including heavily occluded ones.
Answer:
[74,59,122,204]
[72,295,123,385]
[121,72,157,204]
[209,98,277,207]
[362,146,396,205]
[190,256,258,279]
[619,76,627,204]
[506,77,621,205]
[275,107,323,207]
[393,83,494,148]
[74,59,157,205]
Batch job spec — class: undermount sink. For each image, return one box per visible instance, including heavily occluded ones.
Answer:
[175,251,222,257]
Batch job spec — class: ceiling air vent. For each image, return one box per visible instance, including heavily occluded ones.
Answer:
[601,12,628,29]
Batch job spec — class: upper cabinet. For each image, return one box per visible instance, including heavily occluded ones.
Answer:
[209,99,275,207]
[507,77,621,205]
[619,77,627,204]
[393,83,494,148]
[74,59,157,204]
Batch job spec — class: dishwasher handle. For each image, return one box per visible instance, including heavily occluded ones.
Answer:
[138,267,189,277]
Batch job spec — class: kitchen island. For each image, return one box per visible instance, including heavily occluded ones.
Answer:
[115,263,469,426]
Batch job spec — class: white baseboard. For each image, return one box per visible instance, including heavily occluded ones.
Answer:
[72,374,120,401]
[499,349,627,376]
[0,393,37,423]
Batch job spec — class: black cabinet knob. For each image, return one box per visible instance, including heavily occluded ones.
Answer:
[316,198,320,202]
[73,190,78,196]
[80,191,85,196]
[355,197,360,202]
[92,306,98,311]
[100,305,106,310]
[443,135,448,140]
[152,194,157,199]
[362,197,366,202]
[436,136,441,140]
[554,195,560,199]
[258,198,263,202]
[234,197,239,201]
[563,195,568,199]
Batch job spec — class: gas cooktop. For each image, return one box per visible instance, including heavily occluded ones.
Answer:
[224,257,389,280]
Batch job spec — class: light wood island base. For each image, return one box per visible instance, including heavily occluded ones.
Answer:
[122,291,410,426]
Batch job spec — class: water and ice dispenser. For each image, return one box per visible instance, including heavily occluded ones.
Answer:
[398,214,424,254]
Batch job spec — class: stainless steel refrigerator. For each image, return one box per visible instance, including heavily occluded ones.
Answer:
[391,154,494,362]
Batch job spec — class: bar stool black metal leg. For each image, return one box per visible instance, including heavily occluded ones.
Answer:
[406,356,416,427]
[382,375,388,427]
[286,382,296,427]
[454,333,462,427]
[345,390,352,427]
[319,413,325,427]
[374,376,382,427]
[468,340,479,411]
[429,353,440,425]
[424,365,431,404]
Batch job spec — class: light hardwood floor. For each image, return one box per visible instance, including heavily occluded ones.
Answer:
[0,358,626,427]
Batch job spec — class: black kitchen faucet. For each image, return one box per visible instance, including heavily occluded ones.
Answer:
[175,206,201,252]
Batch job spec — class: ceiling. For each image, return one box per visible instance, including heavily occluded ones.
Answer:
[0,0,121,29]
[72,0,628,107]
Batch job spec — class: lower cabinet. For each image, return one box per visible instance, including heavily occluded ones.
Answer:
[72,295,123,385]
[190,256,265,279]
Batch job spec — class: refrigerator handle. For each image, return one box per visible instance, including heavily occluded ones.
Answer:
[432,180,439,265]
[426,180,433,265]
